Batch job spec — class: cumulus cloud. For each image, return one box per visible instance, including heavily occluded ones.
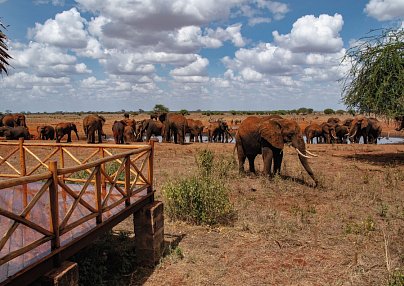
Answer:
[222,13,346,90]
[273,14,344,53]
[29,8,89,49]
[10,42,90,77]
[170,56,209,76]
[365,0,404,21]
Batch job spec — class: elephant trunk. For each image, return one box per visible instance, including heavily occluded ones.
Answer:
[74,129,79,141]
[293,136,318,187]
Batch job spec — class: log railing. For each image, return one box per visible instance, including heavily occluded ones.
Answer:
[0,140,155,282]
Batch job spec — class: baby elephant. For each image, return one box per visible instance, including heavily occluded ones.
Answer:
[37,125,55,140]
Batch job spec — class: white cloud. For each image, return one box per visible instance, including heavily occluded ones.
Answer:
[365,0,404,21]
[273,14,344,53]
[29,8,89,49]
[170,56,209,76]
[33,0,65,5]
[256,0,289,20]
[10,42,90,77]
[240,67,263,81]
[248,17,272,26]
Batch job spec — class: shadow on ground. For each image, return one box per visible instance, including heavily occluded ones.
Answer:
[345,152,404,166]
[31,231,185,286]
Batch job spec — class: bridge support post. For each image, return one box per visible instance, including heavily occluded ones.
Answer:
[40,261,79,286]
[133,200,164,266]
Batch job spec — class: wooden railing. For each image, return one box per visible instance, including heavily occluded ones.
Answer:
[0,140,155,284]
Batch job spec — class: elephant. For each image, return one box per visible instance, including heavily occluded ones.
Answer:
[342,118,354,127]
[112,120,125,144]
[124,125,135,143]
[327,117,341,125]
[348,116,382,144]
[304,123,323,144]
[395,116,404,131]
[158,113,187,145]
[37,125,55,140]
[335,124,349,144]
[1,113,27,128]
[137,119,164,142]
[235,116,317,187]
[186,118,204,142]
[83,114,106,144]
[320,122,337,144]
[0,126,31,140]
[207,120,233,143]
[55,122,79,143]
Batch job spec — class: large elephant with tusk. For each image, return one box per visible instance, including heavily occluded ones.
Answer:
[235,116,318,187]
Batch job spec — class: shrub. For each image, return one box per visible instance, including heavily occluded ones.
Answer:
[162,149,236,225]
[324,108,335,114]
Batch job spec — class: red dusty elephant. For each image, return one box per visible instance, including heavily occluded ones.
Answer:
[348,116,382,144]
[83,114,106,144]
[235,116,318,187]
[158,113,187,145]
[186,118,204,142]
[0,113,27,128]
[55,122,79,143]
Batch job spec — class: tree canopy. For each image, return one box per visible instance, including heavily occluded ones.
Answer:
[341,27,404,117]
[0,20,12,75]
[152,104,169,113]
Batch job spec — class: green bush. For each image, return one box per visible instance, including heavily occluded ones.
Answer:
[162,150,236,226]
[324,108,335,114]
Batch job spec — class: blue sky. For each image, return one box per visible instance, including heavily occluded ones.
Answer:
[0,0,403,112]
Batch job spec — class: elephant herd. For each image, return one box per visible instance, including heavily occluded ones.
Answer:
[304,116,383,144]
[0,112,237,145]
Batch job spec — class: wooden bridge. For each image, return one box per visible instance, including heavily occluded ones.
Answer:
[0,139,155,285]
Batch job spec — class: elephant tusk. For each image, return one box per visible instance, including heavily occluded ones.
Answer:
[294,147,312,159]
[305,150,318,157]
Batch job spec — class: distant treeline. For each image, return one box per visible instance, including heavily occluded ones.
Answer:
[3,107,350,116]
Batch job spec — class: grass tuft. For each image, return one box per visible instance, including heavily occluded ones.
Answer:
[162,149,236,226]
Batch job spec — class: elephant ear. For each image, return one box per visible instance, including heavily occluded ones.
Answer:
[259,120,284,149]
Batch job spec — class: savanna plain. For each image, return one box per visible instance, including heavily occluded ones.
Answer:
[15,113,404,285]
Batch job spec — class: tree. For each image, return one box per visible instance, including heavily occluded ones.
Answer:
[324,108,335,115]
[179,109,189,116]
[341,27,404,117]
[0,20,12,75]
[153,104,169,113]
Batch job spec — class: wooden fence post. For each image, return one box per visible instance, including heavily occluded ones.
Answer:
[125,156,131,207]
[147,140,154,195]
[101,147,106,195]
[95,165,103,224]
[49,161,61,267]
[19,138,26,177]
[19,138,28,207]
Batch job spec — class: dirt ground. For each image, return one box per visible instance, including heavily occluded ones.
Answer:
[2,113,404,285]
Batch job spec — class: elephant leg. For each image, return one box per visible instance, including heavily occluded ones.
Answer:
[66,132,72,143]
[173,130,178,144]
[237,149,246,173]
[262,147,274,177]
[247,155,256,174]
[98,129,102,143]
[273,150,283,175]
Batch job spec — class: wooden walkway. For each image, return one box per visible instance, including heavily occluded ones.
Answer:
[0,141,155,285]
